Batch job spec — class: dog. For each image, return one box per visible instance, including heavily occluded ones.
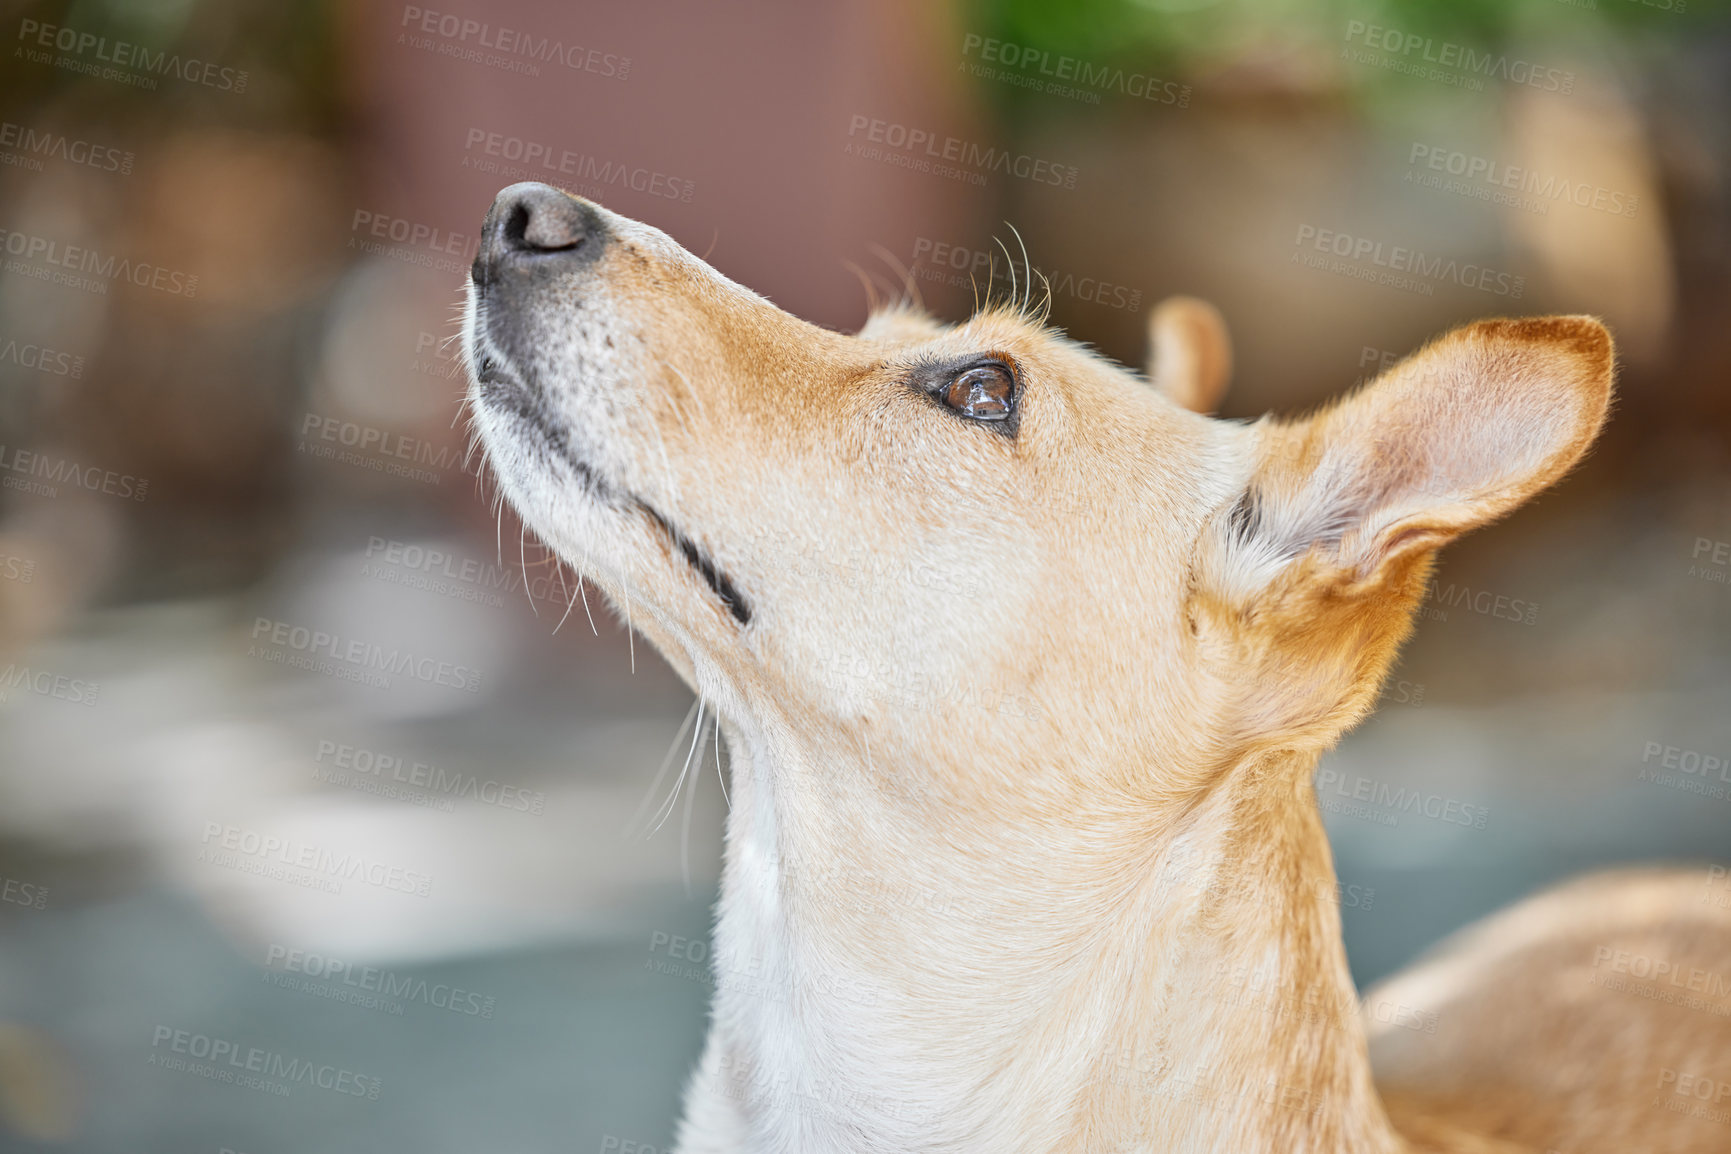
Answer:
[462,182,1731,1153]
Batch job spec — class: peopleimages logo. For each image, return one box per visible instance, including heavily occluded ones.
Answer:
[0,443,148,502]
[148,1026,382,1099]
[1292,224,1525,300]
[16,19,248,92]
[1638,740,1731,802]
[461,128,695,203]
[1689,536,1731,588]
[349,209,478,277]
[1315,768,1490,830]
[398,6,630,80]
[0,663,100,707]
[248,616,484,693]
[0,335,84,379]
[846,115,1078,189]
[959,33,1190,107]
[1,875,48,910]
[1341,21,1575,95]
[0,122,133,175]
[1592,945,1731,999]
[296,412,472,486]
[360,534,584,613]
[198,822,434,897]
[0,226,199,298]
[263,944,498,1018]
[1655,1067,1731,1121]
[1419,576,1539,625]
[1406,144,1639,218]
[364,537,514,592]
[314,739,546,815]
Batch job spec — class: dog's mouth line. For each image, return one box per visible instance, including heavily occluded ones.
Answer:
[468,320,750,628]
[472,344,623,506]
[637,501,752,627]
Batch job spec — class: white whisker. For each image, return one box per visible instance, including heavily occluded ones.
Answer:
[869,242,922,311]
[664,360,709,426]
[645,406,685,530]
[1007,223,1033,317]
[551,560,581,635]
[518,522,538,617]
[680,721,703,899]
[650,700,707,836]
[714,711,730,811]
[626,699,701,839]
[653,357,695,439]
[844,258,882,317]
[994,236,1017,315]
[578,540,599,635]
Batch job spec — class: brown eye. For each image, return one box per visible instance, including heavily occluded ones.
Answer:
[941,364,1015,420]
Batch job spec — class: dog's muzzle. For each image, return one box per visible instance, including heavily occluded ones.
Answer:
[465,184,753,627]
[468,182,609,422]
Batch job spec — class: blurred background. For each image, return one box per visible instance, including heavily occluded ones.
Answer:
[0,0,1727,1149]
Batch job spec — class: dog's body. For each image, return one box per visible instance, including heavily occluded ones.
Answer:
[462,183,1731,1152]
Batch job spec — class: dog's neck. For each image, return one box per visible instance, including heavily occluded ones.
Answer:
[704,708,1406,1152]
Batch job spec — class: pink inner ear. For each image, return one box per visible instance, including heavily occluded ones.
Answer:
[1211,317,1613,604]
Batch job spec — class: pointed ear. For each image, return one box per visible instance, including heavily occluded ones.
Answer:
[1148,296,1232,414]
[1219,316,1614,598]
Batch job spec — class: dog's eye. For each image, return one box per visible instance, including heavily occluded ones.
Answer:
[939,364,1015,421]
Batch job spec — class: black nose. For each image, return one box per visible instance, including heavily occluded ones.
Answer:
[472,182,605,289]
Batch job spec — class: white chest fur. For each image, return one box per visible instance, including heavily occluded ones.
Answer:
[677,733,1402,1153]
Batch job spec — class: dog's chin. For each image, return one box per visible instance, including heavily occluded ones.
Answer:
[468,318,623,497]
[465,349,755,632]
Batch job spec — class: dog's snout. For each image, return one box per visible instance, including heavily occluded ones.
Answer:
[500,183,588,252]
[473,182,605,288]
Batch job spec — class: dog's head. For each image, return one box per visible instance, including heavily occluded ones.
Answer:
[463,182,1613,803]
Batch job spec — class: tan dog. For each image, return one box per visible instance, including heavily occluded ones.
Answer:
[462,183,1731,1153]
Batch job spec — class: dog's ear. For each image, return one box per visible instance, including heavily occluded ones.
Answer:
[1214,316,1613,602]
[1148,296,1231,414]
